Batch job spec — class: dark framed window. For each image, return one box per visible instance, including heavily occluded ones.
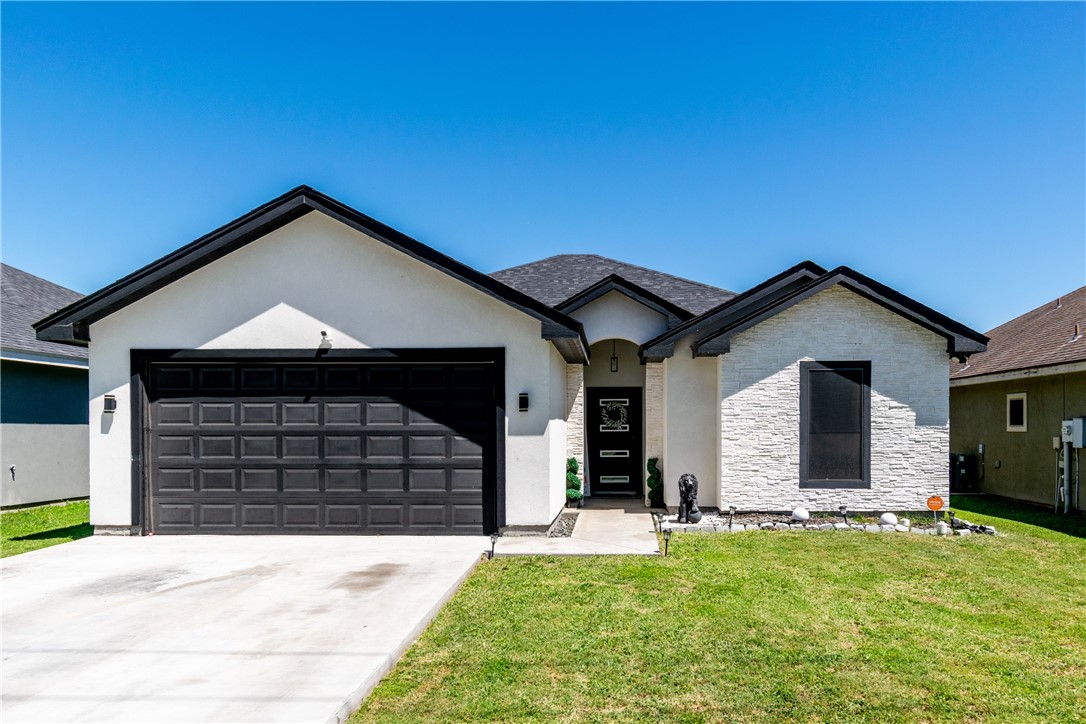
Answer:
[800,361,871,489]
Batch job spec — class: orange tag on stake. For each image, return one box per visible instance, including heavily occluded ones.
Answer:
[927,496,944,511]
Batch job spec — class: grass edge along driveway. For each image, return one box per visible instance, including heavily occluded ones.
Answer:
[1,500,91,558]
[355,497,1086,723]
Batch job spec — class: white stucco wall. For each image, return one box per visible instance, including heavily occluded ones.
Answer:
[87,212,568,528]
[569,291,668,346]
[662,338,721,509]
[720,286,950,511]
[0,424,89,507]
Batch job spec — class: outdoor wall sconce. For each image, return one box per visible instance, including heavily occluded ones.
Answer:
[488,532,499,560]
[610,339,619,373]
[662,526,672,556]
[103,395,117,414]
[518,393,529,412]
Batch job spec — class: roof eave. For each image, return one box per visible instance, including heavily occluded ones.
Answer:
[34,186,588,357]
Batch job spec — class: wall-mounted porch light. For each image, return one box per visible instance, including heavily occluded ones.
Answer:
[103,395,117,414]
[610,339,618,373]
[518,393,529,412]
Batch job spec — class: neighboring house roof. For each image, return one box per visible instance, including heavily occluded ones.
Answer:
[1,263,87,366]
[688,266,989,360]
[490,254,735,316]
[33,186,589,363]
[950,284,1086,380]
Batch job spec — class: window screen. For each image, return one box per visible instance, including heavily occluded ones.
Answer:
[801,361,870,488]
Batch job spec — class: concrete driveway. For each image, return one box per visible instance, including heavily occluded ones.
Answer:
[1,534,486,723]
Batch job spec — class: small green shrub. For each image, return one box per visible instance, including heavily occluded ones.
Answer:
[646,458,663,507]
[566,457,583,503]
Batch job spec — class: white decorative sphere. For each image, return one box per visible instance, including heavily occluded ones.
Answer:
[792,507,810,522]
[879,512,898,526]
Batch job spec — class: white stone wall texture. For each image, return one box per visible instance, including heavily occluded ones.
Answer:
[565,363,585,476]
[720,286,950,511]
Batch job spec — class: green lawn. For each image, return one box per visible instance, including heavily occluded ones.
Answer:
[0,500,92,558]
[355,497,1086,723]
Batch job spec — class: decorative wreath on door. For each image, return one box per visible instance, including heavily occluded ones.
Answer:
[600,401,628,430]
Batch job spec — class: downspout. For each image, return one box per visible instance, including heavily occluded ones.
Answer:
[1064,439,1073,514]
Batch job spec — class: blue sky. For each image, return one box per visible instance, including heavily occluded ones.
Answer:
[3,2,1083,332]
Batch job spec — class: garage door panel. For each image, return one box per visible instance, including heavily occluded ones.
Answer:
[198,402,236,425]
[241,469,278,491]
[241,403,278,425]
[326,402,364,425]
[282,468,320,491]
[199,436,237,459]
[284,403,320,425]
[408,469,447,492]
[326,469,364,491]
[147,359,496,534]
[367,468,405,492]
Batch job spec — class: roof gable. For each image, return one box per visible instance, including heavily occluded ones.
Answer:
[555,274,694,328]
[641,261,826,362]
[491,254,735,315]
[951,284,1086,380]
[690,266,987,359]
[33,186,588,363]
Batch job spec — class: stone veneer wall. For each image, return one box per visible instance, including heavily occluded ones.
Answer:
[565,364,585,475]
[644,361,665,463]
[720,286,950,511]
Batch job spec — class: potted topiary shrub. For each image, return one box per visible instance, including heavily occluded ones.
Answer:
[566,457,583,508]
[646,458,663,508]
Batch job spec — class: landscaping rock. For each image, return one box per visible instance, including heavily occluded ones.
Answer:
[851,523,865,531]
[881,525,896,533]
[865,525,881,533]
[774,523,791,531]
[760,522,774,530]
[955,528,972,536]
[935,522,950,536]
[818,523,833,530]
[805,524,819,530]
[894,524,909,533]
[746,524,761,531]
[730,524,745,533]
[833,522,849,531]
[880,512,898,526]
[984,527,998,535]
[790,524,805,530]
[900,518,911,528]
[792,507,810,522]
[910,527,927,535]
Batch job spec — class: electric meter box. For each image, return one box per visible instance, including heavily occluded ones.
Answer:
[1065,418,1086,447]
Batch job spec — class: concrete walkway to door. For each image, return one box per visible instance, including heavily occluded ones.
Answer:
[495,499,660,556]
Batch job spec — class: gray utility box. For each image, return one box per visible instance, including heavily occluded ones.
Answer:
[1061,418,1085,448]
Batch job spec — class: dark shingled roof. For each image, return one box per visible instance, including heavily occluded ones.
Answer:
[490,254,735,315]
[951,285,1086,379]
[1,264,87,362]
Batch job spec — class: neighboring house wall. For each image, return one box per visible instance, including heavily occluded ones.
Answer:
[719,286,949,511]
[0,360,89,506]
[86,212,568,528]
[950,371,1086,506]
[662,337,720,508]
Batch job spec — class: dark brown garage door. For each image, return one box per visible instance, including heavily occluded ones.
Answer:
[144,357,498,534]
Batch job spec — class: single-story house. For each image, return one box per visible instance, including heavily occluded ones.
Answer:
[35,186,987,535]
[950,285,1085,508]
[2,263,89,507]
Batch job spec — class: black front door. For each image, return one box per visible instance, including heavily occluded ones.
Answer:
[585,387,642,496]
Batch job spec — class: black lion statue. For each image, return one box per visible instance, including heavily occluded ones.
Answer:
[677,473,702,524]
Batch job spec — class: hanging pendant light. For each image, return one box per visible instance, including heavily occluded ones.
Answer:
[610,339,619,373]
